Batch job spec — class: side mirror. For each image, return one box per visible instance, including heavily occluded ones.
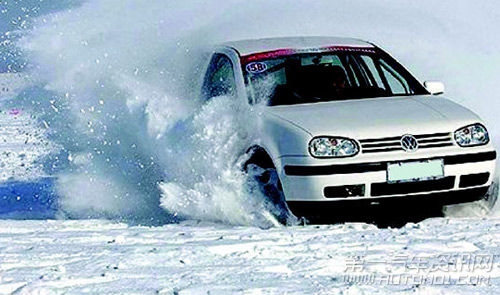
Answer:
[424,81,445,95]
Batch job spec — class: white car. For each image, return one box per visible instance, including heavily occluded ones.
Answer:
[201,36,497,221]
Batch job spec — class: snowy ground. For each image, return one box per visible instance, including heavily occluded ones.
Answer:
[0,219,500,294]
[0,108,54,182]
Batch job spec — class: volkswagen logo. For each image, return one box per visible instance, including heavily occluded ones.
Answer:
[401,134,419,152]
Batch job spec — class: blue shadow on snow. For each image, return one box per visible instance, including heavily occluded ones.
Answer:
[0,177,58,219]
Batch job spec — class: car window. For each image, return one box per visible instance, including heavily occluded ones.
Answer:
[359,56,385,88]
[202,54,236,100]
[379,59,410,95]
[245,58,286,104]
[243,49,428,106]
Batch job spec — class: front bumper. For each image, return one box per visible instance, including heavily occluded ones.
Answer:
[279,150,496,204]
[287,186,489,218]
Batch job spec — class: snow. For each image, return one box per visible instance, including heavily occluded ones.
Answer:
[0,74,29,99]
[1,219,500,294]
[0,0,500,294]
[0,108,55,182]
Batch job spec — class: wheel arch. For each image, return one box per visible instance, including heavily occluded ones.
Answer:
[244,145,277,170]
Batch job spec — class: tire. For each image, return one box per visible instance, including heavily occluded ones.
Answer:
[484,178,499,211]
[443,179,499,218]
[244,154,296,225]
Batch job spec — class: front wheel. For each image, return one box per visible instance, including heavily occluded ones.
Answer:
[443,179,499,217]
[245,163,296,225]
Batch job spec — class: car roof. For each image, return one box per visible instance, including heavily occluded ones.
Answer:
[220,36,374,56]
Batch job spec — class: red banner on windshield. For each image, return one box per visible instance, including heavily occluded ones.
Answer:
[241,46,376,64]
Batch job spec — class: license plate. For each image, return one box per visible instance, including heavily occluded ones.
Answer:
[387,159,444,183]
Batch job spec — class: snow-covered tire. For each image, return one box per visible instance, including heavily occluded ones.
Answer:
[244,154,296,225]
[484,178,499,211]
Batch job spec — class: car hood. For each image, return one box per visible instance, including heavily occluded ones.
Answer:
[263,95,483,139]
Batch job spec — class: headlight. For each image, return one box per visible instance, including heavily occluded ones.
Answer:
[454,123,490,147]
[309,136,359,158]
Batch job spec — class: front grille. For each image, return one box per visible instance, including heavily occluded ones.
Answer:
[371,176,455,196]
[360,132,454,154]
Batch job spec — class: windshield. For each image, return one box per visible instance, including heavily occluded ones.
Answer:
[243,48,429,106]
